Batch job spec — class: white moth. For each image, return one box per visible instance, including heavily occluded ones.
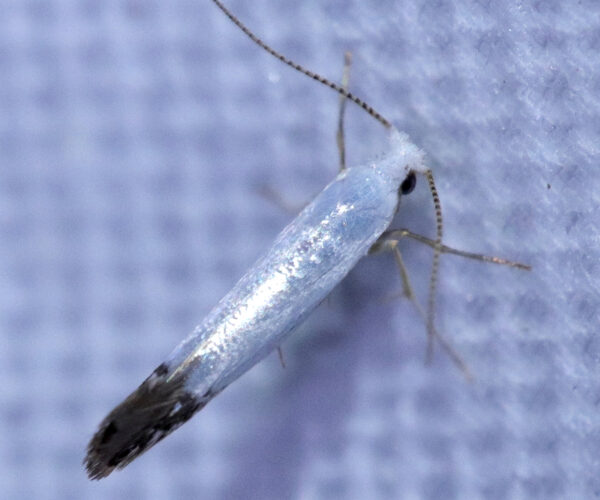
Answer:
[85,0,529,479]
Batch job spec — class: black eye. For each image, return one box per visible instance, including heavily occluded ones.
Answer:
[400,172,417,194]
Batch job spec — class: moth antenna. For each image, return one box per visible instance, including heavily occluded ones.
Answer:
[424,169,444,360]
[211,0,392,130]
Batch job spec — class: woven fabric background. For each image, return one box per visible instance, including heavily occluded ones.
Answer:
[1,1,599,499]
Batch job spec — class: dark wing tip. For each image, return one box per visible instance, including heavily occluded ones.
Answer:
[84,364,207,480]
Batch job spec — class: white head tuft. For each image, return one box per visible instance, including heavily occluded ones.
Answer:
[372,127,427,184]
[389,126,427,173]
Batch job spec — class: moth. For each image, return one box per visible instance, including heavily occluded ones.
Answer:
[85,0,528,479]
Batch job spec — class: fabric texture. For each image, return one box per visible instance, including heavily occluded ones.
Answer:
[1,1,598,498]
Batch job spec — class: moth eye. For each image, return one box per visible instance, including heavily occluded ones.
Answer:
[400,172,417,195]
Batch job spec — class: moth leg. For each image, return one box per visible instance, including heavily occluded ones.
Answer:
[375,229,531,270]
[277,346,286,369]
[336,52,352,172]
[370,235,472,380]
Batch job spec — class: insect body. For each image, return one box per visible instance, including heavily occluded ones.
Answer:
[85,0,528,479]
[85,130,424,479]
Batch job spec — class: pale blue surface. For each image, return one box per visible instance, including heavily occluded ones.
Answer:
[1,1,599,499]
